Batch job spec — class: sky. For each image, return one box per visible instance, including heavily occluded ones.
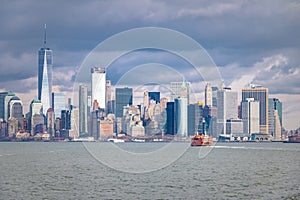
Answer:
[0,0,299,130]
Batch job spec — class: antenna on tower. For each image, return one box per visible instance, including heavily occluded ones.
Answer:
[44,24,47,48]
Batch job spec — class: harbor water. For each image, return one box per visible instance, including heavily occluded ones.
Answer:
[0,142,299,199]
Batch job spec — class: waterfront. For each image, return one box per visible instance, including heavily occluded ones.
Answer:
[0,142,299,199]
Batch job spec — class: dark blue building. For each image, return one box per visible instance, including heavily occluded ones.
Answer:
[166,102,175,135]
[149,92,160,103]
[115,87,133,118]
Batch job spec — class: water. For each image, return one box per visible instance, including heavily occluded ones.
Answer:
[0,142,299,199]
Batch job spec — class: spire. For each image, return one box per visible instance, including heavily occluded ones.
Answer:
[44,24,47,48]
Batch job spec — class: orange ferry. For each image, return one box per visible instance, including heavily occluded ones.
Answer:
[191,134,213,146]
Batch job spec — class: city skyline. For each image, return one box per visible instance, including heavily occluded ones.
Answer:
[0,1,299,130]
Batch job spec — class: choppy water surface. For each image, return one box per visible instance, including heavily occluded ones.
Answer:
[0,142,299,199]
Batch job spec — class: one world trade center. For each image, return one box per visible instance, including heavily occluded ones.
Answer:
[38,24,53,115]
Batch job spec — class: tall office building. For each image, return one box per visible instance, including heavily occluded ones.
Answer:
[170,81,190,104]
[38,25,53,115]
[269,98,282,126]
[242,86,269,134]
[4,92,15,121]
[188,103,203,136]
[205,83,212,107]
[46,108,55,137]
[212,86,218,107]
[30,99,44,135]
[115,87,133,118]
[91,67,106,109]
[52,92,66,119]
[0,92,9,119]
[268,98,282,140]
[241,98,260,135]
[143,91,150,108]
[79,84,88,135]
[69,108,79,139]
[175,97,188,137]
[105,80,112,113]
[166,102,175,135]
[149,92,160,103]
[217,87,238,135]
[8,96,24,130]
[203,105,218,138]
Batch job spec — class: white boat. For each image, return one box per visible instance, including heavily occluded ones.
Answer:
[132,138,145,142]
[107,138,125,143]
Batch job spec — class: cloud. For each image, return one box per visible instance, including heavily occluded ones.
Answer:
[176,2,240,18]
[225,54,299,93]
[0,0,299,129]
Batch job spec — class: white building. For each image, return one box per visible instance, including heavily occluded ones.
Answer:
[217,87,238,135]
[241,98,260,135]
[205,83,212,107]
[91,67,106,109]
[226,119,243,135]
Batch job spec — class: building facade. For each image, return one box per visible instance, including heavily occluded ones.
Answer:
[268,98,282,140]
[52,92,66,119]
[166,102,175,135]
[38,43,53,115]
[115,87,133,118]
[79,84,88,135]
[205,83,213,107]
[91,67,106,110]
[217,88,238,135]
[170,81,190,104]
[242,86,269,134]
[175,97,188,137]
[241,98,260,135]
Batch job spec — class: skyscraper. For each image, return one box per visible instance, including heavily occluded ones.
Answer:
[115,87,133,118]
[212,86,218,107]
[4,92,15,121]
[170,81,190,104]
[0,92,9,119]
[46,108,55,137]
[166,102,175,135]
[242,86,269,134]
[205,83,212,107]
[188,103,203,136]
[149,92,160,103]
[268,98,282,140]
[38,25,53,115]
[105,80,112,113]
[175,97,188,137]
[52,92,66,119]
[241,98,260,135]
[30,99,44,135]
[217,87,238,135]
[79,84,88,135]
[91,67,106,110]
[8,96,24,130]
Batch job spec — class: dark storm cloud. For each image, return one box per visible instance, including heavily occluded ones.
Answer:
[0,0,300,129]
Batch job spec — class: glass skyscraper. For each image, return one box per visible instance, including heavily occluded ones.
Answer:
[38,26,53,115]
[0,92,9,120]
[166,102,175,135]
[148,92,160,103]
[175,97,188,137]
[115,87,133,118]
[268,98,282,139]
[79,84,88,135]
[52,92,66,119]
